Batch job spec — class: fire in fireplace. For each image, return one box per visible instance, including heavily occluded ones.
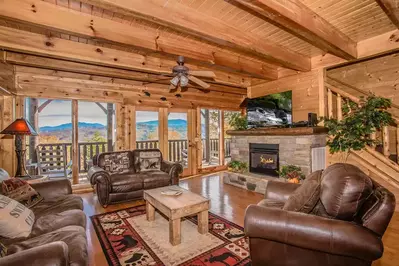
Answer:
[249,143,279,176]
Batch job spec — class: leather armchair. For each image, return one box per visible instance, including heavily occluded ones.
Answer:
[245,163,395,266]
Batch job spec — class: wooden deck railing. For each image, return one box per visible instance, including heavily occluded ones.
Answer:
[32,138,232,175]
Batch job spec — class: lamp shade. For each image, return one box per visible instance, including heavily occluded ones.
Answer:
[0,118,38,136]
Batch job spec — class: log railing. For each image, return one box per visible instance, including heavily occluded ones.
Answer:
[325,83,399,164]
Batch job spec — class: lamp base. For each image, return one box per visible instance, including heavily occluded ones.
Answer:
[14,135,32,178]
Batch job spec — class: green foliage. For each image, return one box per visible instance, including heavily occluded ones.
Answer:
[90,131,107,142]
[277,165,305,181]
[228,160,248,173]
[323,95,393,154]
[228,113,248,130]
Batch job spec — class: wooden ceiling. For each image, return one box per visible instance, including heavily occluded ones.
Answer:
[0,0,398,108]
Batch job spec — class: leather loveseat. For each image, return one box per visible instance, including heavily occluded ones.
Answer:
[245,163,395,266]
[87,149,183,207]
[0,176,88,266]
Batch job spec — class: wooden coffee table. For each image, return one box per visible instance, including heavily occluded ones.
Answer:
[143,185,210,246]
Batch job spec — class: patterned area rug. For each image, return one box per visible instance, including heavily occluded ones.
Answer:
[91,204,251,266]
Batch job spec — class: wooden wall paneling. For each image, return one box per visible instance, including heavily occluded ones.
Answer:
[72,99,79,184]
[129,105,136,150]
[0,95,14,175]
[115,103,126,151]
[0,53,16,94]
[159,108,168,156]
[187,108,196,176]
[196,107,203,171]
[249,70,320,121]
[219,111,225,166]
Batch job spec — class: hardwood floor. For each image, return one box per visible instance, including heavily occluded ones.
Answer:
[81,173,399,266]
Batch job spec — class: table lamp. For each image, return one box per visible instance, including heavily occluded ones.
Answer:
[0,118,38,177]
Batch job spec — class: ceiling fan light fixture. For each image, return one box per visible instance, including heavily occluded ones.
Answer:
[180,75,189,87]
[170,76,180,86]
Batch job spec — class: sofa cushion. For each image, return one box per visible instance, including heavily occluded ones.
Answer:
[110,174,143,193]
[31,209,86,237]
[1,179,43,208]
[141,170,170,189]
[283,170,322,213]
[133,150,162,172]
[0,195,35,239]
[320,163,373,221]
[31,194,83,219]
[7,225,88,266]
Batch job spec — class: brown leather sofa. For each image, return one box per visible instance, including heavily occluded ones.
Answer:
[87,149,183,207]
[0,177,88,266]
[245,163,395,266]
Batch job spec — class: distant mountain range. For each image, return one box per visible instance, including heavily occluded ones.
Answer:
[39,120,189,142]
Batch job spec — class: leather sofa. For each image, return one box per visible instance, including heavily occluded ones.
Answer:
[0,176,88,266]
[245,163,395,266]
[88,149,183,207]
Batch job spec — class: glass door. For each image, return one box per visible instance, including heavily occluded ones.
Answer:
[167,110,192,177]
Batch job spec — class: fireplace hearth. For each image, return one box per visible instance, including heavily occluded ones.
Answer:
[249,143,279,176]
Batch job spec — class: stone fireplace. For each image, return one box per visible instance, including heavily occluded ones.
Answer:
[249,143,279,176]
[227,127,328,177]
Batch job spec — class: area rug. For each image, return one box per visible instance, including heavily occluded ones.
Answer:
[91,204,251,266]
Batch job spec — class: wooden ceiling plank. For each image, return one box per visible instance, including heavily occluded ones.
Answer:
[227,0,357,60]
[6,52,247,93]
[0,25,253,88]
[0,0,278,79]
[76,0,309,71]
[376,0,399,28]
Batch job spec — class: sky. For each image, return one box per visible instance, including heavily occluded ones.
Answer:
[27,99,187,127]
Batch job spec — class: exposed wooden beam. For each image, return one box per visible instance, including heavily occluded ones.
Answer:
[5,52,247,90]
[376,0,399,28]
[0,26,252,88]
[311,30,399,69]
[79,0,310,71]
[0,0,280,78]
[227,0,357,60]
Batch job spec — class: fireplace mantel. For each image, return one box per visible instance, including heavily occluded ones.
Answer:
[226,126,328,136]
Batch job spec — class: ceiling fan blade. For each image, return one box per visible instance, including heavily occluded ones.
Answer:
[169,84,177,93]
[188,70,216,79]
[188,75,211,89]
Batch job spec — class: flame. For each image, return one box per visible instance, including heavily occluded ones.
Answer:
[260,155,274,164]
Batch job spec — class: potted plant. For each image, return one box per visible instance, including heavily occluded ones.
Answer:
[227,160,248,173]
[278,165,305,183]
[323,95,393,157]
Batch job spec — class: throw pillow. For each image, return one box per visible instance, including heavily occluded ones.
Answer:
[1,178,43,208]
[137,151,162,172]
[0,242,6,257]
[283,170,323,213]
[0,195,35,238]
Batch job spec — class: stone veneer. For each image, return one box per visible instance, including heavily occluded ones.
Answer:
[230,134,327,176]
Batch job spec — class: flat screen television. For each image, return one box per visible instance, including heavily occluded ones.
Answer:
[247,91,292,128]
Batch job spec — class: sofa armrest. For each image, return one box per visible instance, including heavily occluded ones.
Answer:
[87,166,110,185]
[244,205,383,261]
[264,181,300,202]
[0,241,69,266]
[30,179,72,199]
[161,160,183,185]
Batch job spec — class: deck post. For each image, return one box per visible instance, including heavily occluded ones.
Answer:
[107,103,113,152]
[204,109,210,163]
[72,100,79,184]
[28,98,39,163]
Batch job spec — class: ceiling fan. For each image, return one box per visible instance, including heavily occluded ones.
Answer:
[168,56,216,93]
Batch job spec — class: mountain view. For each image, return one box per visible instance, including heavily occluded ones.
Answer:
[39,119,188,143]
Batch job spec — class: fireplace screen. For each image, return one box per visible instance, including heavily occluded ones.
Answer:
[249,143,279,176]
